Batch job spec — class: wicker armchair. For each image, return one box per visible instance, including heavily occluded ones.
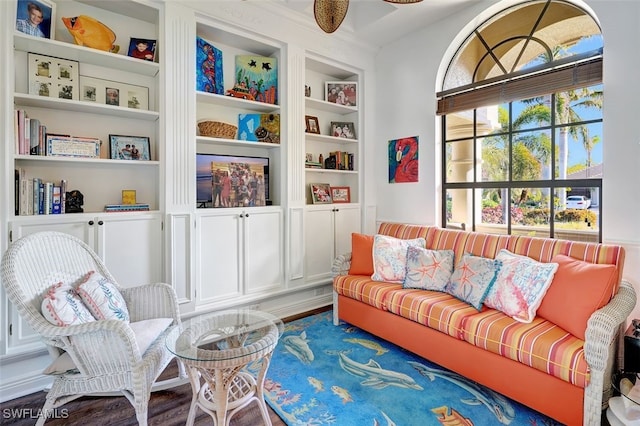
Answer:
[0,231,187,425]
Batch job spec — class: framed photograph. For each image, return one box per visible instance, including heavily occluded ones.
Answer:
[128,38,157,62]
[310,183,332,204]
[109,135,151,161]
[325,81,357,106]
[305,115,320,134]
[80,76,149,110]
[331,122,356,139]
[16,0,55,40]
[28,53,79,100]
[331,186,351,203]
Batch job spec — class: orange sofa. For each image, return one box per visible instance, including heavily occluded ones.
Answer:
[331,222,637,425]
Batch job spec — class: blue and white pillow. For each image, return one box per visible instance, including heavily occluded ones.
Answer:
[445,253,501,310]
[403,246,455,291]
[76,271,130,322]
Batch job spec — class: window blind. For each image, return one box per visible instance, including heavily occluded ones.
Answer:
[436,57,602,115]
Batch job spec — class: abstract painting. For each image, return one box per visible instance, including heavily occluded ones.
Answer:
[389,136,419,183]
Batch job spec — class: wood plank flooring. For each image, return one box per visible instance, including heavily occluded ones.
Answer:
[0,307,331,425]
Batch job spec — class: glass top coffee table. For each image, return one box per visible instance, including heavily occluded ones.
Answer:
[166,309,283,426]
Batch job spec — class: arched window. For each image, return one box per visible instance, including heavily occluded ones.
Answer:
[438,0,603,242]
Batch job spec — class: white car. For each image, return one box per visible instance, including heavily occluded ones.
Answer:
[566,195,591,210]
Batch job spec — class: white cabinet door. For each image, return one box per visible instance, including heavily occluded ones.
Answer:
[304,207,335,283]
[95,213,163,288]
[333,204,361,257]
[196,211,242,304]
[244,208,284,293]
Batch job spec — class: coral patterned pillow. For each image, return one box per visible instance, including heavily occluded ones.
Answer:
[403,246,455,291]
[445,253,501,310]
[76,271,130,322]
[484,250,559,323]
[41,282,96,327]
[371,235,426,283]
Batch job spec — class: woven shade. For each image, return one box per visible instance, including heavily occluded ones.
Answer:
[384,0,423,3]
[314,0,349,33]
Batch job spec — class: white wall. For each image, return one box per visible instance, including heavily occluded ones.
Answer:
[374,0,640,322]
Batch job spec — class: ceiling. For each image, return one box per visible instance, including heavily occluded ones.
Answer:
[270,0,480,48]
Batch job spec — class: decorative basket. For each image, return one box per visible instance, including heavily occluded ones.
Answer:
[198,121,237,139]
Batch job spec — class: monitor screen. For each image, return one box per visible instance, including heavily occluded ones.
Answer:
[196,153,269,208]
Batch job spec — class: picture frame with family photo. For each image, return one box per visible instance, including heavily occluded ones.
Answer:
[15,0,55,40]
[80,76,149,110]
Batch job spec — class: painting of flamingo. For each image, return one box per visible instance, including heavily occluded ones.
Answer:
[389,136,419,183]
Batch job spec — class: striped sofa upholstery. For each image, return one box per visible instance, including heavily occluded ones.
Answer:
[333,223,626,389]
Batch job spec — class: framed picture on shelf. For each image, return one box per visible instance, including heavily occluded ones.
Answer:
[330,122,356,139]
[128,38,157,62]
[305,115,320,134]
[331,186,351,203]
[325,81,357,106]
[310,183,332,204]
[80,76,149,110]
[28,53,79,100]
[16,0,55,40]
[109,135,151,161]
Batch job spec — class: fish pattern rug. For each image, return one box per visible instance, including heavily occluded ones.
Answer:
[255,310,562,426]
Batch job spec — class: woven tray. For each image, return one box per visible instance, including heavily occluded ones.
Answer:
[198,121,237,139]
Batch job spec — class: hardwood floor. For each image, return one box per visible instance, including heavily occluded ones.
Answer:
[0,307,330,425]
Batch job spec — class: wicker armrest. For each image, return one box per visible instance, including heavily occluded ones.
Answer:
[331,252,352,277]
[584,280,637,369]
[121,282,180,323]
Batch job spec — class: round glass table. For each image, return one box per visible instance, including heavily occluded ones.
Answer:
[166,309,283,426]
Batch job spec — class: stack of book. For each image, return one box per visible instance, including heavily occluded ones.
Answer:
[104,203,150,212]
[305,161,323,169]
[15,169,66,215]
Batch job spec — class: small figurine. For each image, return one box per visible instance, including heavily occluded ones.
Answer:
[62,15,119,53]
[65,190,84,213]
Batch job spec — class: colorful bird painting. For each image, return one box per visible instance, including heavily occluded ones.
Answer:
[389,136,419,183]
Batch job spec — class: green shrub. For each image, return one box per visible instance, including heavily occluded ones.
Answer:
[554,209,597,224]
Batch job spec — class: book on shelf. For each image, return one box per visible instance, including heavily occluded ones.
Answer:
[14,110,48,156]
[104,203,150,212]
[305,161,323,169]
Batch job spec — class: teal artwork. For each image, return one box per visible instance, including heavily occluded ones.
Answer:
[238,113,280,144]
[196,37,224,94]
[232,55,277,104]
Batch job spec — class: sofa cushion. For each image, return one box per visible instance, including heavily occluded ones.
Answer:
[41,281,96,327]
[384,288,480,338]
[445,253,500,310]
[403,246,454,291]
[484,250,558,323]
[76,271,130,322]
[371,234,425,283]
[459,309,589,388]
[334,275,399,310]
[537,254,618,340]
[348,233,375,275]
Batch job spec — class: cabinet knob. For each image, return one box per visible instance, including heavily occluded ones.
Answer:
[335,209,339,212]
[239,214,244,218]
[245,213,249,218]
[98,220,104,225]
[88,220,94,225]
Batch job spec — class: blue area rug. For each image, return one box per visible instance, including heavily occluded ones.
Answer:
[259,310,561,425]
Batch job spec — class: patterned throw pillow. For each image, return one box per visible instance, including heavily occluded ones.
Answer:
[41,281,96,327]
[445,253,501,310]
[484,249,559,323]
[403,246,455,291]
[371,235,426,283]
[76,271,130,322]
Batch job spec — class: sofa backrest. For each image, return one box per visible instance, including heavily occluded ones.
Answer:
[377,222,626,299]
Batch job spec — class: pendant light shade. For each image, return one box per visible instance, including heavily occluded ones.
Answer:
[314,0,349,34]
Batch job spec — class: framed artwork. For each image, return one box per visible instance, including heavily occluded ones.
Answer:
[28,53,79,100]
[233,55,278,104]
[109,135,151,161]
[196,36,224,94]
[16,0,55,40]
[325,81,357,106]
[389,136,419,183]
[331,186,351,203]
[330,122,356,139]
[122,190,137,204]
[128,38,157,62]
[80,76,149,110]
[238,113,281,144]
[310,183,332,204]
[305,115,320,134]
